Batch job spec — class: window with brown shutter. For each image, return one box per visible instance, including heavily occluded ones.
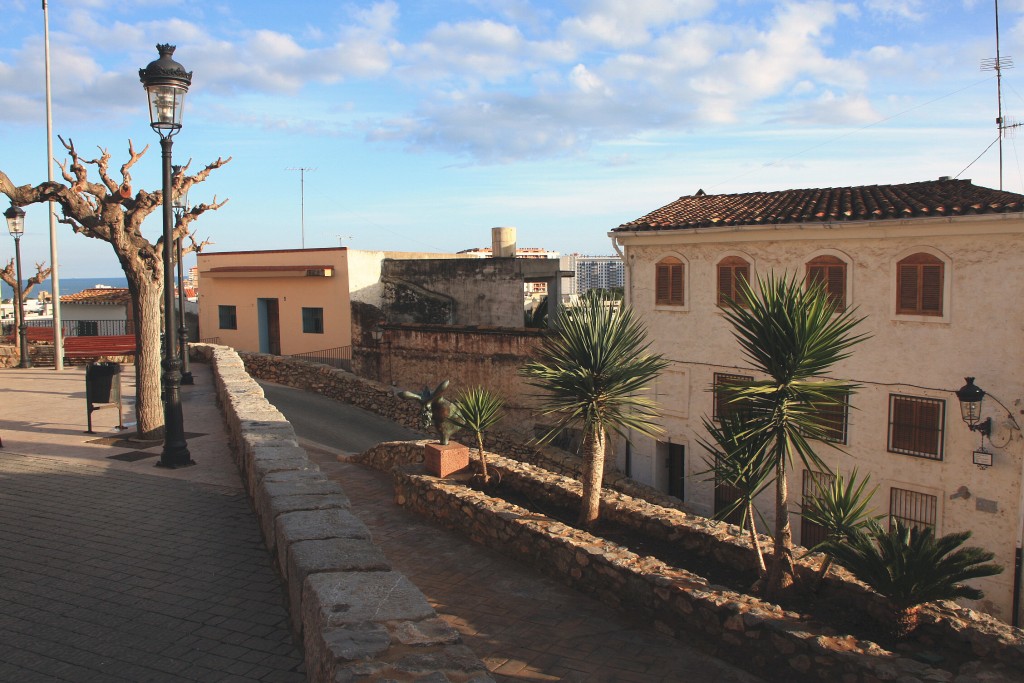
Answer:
[888,394,944,460]
[806,255,846,311]
[896,253,944,316]
[717,256,750,307]
[713,372,753,421]
[804,393,849,444]
[655,257,684,306]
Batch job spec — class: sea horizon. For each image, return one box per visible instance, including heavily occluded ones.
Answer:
[1,276,129,300]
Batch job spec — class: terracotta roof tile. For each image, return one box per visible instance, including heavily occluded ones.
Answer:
[613,179,1024,232]
[60,287,131,305]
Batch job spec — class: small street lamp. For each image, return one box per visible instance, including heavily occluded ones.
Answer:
[4,204,32,369]
[171,171,193,386]
[140,44,193,468]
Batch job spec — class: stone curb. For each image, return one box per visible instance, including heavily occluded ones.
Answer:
[191,344,493,683]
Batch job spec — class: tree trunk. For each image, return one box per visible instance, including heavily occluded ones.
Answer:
[125,267,164,440]
[765,454,796,600]
[748,501,767,576]
[578,425,606,528]
[476,433,489,482]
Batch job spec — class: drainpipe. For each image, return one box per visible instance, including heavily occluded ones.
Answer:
[611,234,648,481]
[1015,437,1024,626]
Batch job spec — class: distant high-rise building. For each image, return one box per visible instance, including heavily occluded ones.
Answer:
[561,254,624,297]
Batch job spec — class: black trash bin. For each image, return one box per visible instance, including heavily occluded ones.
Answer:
[86,362,121,404]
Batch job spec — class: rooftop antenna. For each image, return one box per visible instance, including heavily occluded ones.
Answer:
[981,0,1021,189]
[286,167,316,248]
[336,235,353,247]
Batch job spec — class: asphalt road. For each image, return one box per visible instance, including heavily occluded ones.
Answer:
[258,380,422,454]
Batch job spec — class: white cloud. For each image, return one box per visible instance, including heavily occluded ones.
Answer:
[865,0,926,21]
[560,0,715,48]
[569,64,611,95]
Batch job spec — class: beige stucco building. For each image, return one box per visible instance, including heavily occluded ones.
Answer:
[610,179,1024,623]
[198,249,352,357]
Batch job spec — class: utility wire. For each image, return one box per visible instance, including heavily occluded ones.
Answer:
[955,136,999,180]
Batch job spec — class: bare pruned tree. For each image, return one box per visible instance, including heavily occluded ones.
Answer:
[0,138,229,439]
[1,260,52,351]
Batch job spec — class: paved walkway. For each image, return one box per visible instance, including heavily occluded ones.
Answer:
[0,366,304,682]
[264,382,763,683]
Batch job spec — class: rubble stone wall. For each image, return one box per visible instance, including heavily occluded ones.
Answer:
[387,448,1024,683]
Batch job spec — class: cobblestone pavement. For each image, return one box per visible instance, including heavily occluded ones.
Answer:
[0,366,304,683]
[304,445,764,683]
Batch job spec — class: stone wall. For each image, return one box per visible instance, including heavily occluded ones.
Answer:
[376,323,543,439]
[387,447,1024,683]
[191,344,491,682]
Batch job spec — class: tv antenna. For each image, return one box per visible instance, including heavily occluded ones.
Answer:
[981,0,1022,189]
[336,235,353,247]
[286,167,316,248]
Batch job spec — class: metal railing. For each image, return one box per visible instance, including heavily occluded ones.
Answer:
[287,346,352,370]
[3,319,135,337]
[199,336,221,344]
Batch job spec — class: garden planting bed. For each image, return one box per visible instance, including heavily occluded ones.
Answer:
[367,443,1024,682]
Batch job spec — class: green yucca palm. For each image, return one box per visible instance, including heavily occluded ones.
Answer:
[698,413,775,575]
[822,519,1003,639]
[721,273,868,599]
[520,295,668,527]
[450,387,505,483]
[800,469,879,584]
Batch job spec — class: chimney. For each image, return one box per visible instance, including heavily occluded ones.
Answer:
[491,227,516,258]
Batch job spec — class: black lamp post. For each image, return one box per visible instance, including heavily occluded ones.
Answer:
[4,205,32,369]
[140,44,193,468]
[171,171,193,385]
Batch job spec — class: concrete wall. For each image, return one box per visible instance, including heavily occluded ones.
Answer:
[198,248,350,356]
[613,213,1024,622]
[381,258,526,327]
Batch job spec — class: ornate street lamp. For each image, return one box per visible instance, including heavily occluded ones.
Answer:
[140,44,193,468]
[171,171,193,385]
[955,377,992,438]
[4,204,32,369]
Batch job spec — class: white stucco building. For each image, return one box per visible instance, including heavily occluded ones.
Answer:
[610,178,1024,623]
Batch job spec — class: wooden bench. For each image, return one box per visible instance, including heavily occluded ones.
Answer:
[64,335,137,361]
[2,327,56,344]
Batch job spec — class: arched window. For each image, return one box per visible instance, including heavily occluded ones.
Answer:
[655,257,684,306]
[806,255,846,311]
[896,253,944,316]
[717,256,750,307]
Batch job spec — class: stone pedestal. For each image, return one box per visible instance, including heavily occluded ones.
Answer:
[423,442,470,478]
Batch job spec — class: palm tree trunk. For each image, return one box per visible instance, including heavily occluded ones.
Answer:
[747,501,766,576]
[578,425,605,528]
[765,453,796,599]
[476,433,489,482]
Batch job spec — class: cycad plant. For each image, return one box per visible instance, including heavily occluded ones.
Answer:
[698,413,775,576]
[520,295,668,527]
[451,387,505,484]
[822,519,1003,639]
[800,469,879,585]
[721,274,868,599]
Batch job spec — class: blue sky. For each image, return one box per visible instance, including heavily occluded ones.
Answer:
[1,0,1021,277]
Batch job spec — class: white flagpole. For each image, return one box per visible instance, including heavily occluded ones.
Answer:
[43,0,63,369]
